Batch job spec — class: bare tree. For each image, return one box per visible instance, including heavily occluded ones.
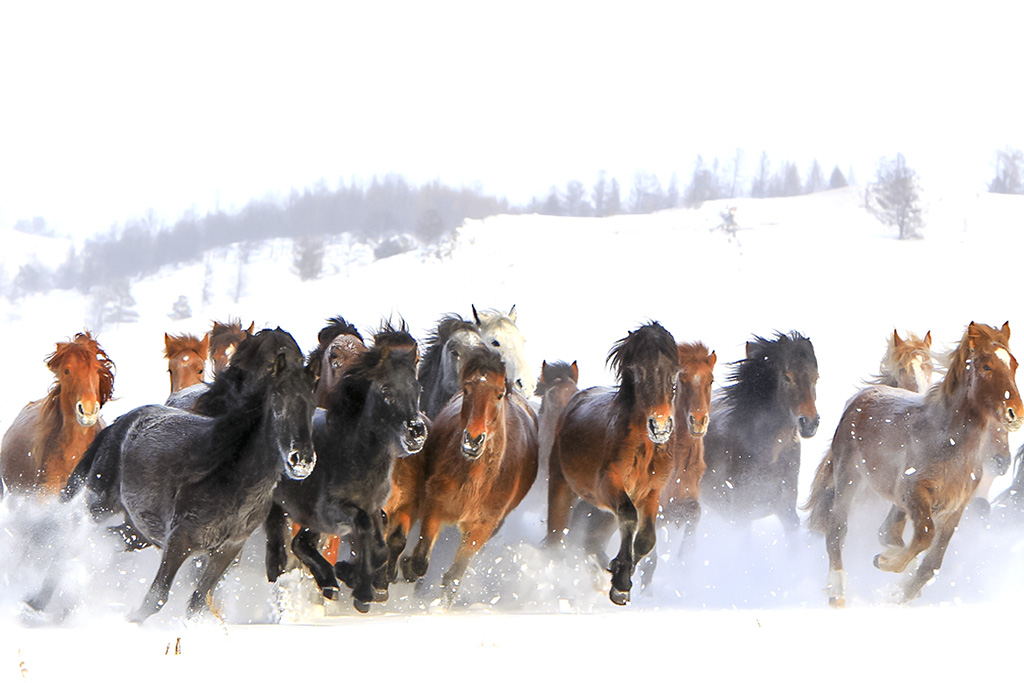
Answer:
[989,147,1024,195]
[868,153,923,239]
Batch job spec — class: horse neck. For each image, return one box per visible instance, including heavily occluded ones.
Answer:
[328,388,397,465]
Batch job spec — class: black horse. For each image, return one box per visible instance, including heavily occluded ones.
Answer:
[417,314,485,419]
[701,331,820,530]
[64,328,317,622]
[264,321,427,613]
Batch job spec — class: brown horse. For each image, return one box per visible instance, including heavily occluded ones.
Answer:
[209,318,254,376]
[547,322,680,605]
[806,322,1024,606]
[386,346,538,602]
[1,332,115,495]
[164,332,209,394]
[535,360,579,478]
[661,342,717,541]
[871,329,934,392]
[304,315,367,409]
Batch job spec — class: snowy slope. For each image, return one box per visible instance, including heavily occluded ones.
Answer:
[3,185,1024,679]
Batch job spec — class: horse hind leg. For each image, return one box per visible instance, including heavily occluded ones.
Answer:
[186,541,246,620]
[129,533,193,623]
[878,505,907,548]
[874,486,936,575]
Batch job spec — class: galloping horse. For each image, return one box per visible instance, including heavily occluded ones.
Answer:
[2,332,115,495]
[265,322,427,613]
[535,360,579,477]
[701,331,819,531]
[871,329,934,392]
[304,315,367,408]
[64,328,317,622]
[661,342,717,541]
[806,322,1024,606]
[547,322,680,605]
[164,332,209,395]
[418,314,485,419]
[472,305,536,399]
[209,318,254,376]
[394,346,538,602]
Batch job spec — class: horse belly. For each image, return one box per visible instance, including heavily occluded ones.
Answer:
[0,402,44,492]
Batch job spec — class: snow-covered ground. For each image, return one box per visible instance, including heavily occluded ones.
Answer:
[3,186,1024,679]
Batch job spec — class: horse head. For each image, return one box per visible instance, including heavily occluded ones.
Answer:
[743,331,819,438]
[961,322,1024,432]
[359,322,427,456]
[48,331,115,428]
[210,318,254,376]
[884,329,934,392]
[472,304,536,398]
[258,329,317,480]
[676,343,716,437]
[164,332,209,394]
[536,360,579,417]
[610,322,680,445]
[440,324,485,397]
[459,347,508,460]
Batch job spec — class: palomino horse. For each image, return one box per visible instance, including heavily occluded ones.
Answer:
[661,342,717,541]
[209,318,254,376]
[164,332,209,395]
[1,332,115,495]
[390,346,538,602]
[472,305,536,399]
[266,322,427,613]
[304,315,367,409]
[701,331,819,531]
[547,322,680,605]
[806,322,1024,606]
[64,328,317,622]
[418,314,485,419]
[871,329,934,392]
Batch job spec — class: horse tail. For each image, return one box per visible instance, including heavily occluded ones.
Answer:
[803,449,837,534]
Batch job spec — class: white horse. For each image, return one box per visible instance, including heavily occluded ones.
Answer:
[472,305,536,399]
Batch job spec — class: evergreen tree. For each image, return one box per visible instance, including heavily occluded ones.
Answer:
[869,153,923,239]
[606,178,623,216]
[805,160,825,194]
[169,295,192,320]
[829,165,848,189]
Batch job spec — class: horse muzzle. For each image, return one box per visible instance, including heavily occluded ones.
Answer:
[285,449,316,480]
[461,430,486,460]
[798,414,820,438]
[402,419,428,455]
[647,416,674,444]
[688,413,709,437]
[75,401,100,427]
[1005,405,1023,432]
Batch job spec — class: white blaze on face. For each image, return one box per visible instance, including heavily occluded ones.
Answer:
[996,347,1012,368]
[910,356,928,391]
[182,355,190,362]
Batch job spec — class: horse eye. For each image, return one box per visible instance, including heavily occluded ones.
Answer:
[984,364,992,371]
[491,340,500,348]
[64,368,70,375]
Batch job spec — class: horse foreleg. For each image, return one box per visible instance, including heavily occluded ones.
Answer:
[545,456,575,548]
[129,534,192,623]
[264,503,290,583]
[608,491,639,605]
[579,503,616,568]
[441,520,497,604]
[404,512,442,582]
[186,542,245,620]
[334,508,384,612]
[291,529,340,600]
[382,512,411,585]
[875,485,935,574]
[902,507,965,603]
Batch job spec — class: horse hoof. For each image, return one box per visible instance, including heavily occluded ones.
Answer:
[828,595,846,609]
[353,599,371,614]
[609,587,630,606]
[373,587,389,603]
[873,554,882,569]
[322,586,340,601]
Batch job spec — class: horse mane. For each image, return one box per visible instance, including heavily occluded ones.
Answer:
[195,328,293,417]
[461,346,508,390]
[535,360,577,397]
[163,332,208,360]
[210,318,251,349]
[721,331,815,410]
[43,331,116,408]
[419,314,475,388]
[677,341,713,367]
[607,322,677,406]
[933,322,1010,408]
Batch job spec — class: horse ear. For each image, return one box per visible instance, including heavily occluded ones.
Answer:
[472,305,481,326]
[164,333,172,349]
[200,333,210,358]
[508,305,517,323]
[247,322,255,336]
[709,351,718,370]
[570,361,579,382]
[923,331,932,347]
[745,341,753,358]
[1002,321,1011,340]
[893,329,903,347]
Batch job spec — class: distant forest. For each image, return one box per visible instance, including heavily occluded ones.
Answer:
[7,147,1024,304]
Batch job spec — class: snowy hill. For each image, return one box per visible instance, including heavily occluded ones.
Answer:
[3,185,1024,679]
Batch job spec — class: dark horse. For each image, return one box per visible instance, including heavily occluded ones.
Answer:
[535,360,580,478]
[417,314,485,420]
[209,318,254,376]
[701,331,819,530]
[63,328,317,622]
[304,315,367,409]
[388,346,538,602]
[2,331,115,495]
[265,322,427,613]
[547,322,680,604]
[806,322,1023,606]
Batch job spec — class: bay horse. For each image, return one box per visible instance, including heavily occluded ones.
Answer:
[209,318,254,376]
[701,331,819,531]
[392,346,538,602]
[661,342,717,540]
[164,332,209,395]
[1,331,115,495]
[417,314,485,419]
[265,322,427,613]
[472,305,536,399]
[546,322,680,605]
[63,328,317,622]
[806,322,1024,606]
[535,360,579,478]
[304,315,367,409]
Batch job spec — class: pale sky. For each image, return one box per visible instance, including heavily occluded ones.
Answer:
[2,1,1023,237]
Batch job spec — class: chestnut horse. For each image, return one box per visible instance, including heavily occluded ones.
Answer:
[164,332,209,395]
[304,315,367,409]
[209,318,254,376]
[1,332,115,495]
[701,331,819,531]
[661,342,717,541]
[806,322,1024,606]
[547,322,680,605]
[386,346,538,602]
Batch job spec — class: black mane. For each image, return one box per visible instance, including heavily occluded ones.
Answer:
[195,328,303,417]
[607,322,677,408]
[721,331,816,410]
[535,360,577,397]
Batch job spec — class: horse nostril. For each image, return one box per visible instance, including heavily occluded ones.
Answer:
[77,402,86,416]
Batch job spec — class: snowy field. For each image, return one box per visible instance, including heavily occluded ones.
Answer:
[3,186,1024,679]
